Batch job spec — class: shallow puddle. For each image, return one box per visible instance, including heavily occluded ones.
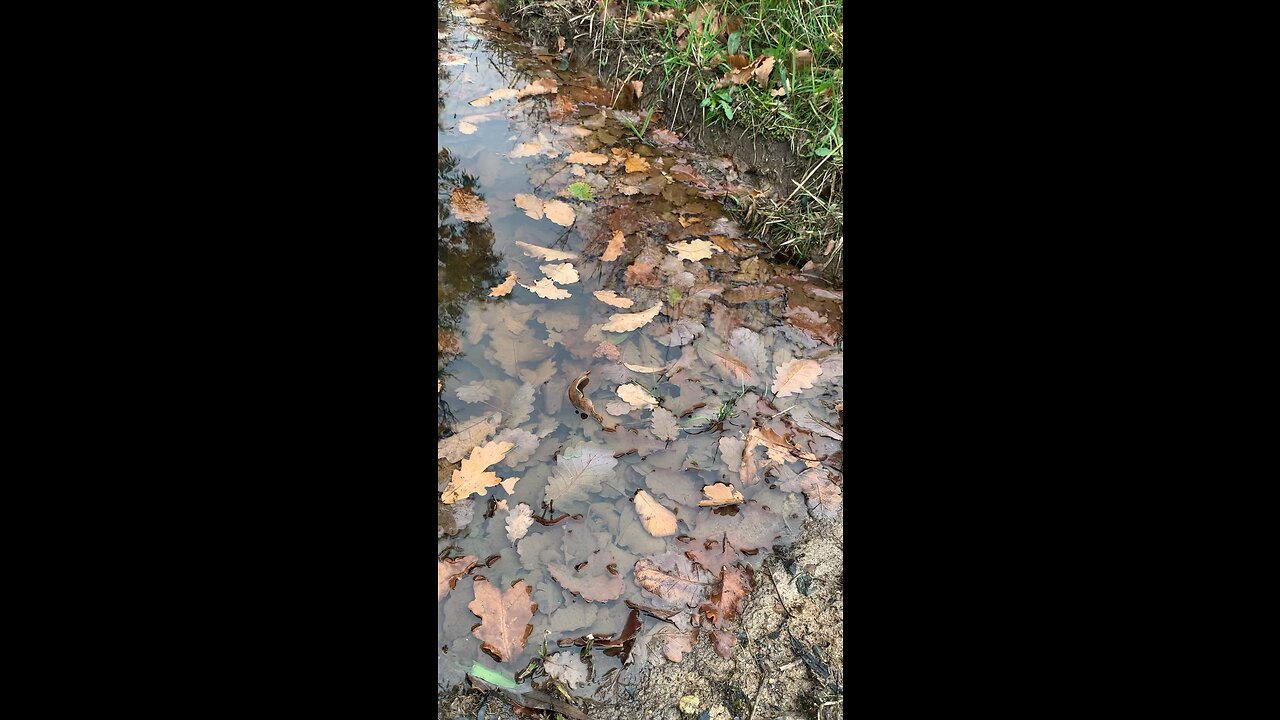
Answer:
[437,0,844,709]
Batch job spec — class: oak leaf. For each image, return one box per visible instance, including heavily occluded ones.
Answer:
[514,240,578,261]
[516,77,558,97]
[601,303,662,332]
[457,382,495,403]
[593,289,634,308]
[722,285,784,304]
[438,555,478,600]
[544,443,619,503]
[514,193,545,219]
[543,199,576,227]
[468,578,537,663]
[634,490,678,537]
[617,382,658,410]
[634,553,715,607]
[701,564,755,629]
[565,151,609,165]
[698,482,744,507]
[649,407,680,442]
[601,230,626,261]
[442,440,516,504]
[489,272,518,297]
[711,628,738,659]
[521,278,572,299]
[691,501,782,551]
[682,538,740,576]
[771,358,822,397]
[776,467,842,520]
[438,413,501,463]
[548,560,625,602]
[624,154,651,173]
[539,263,580,285]
[666,239,718,262]
[450,188,491,223]
[506,503,535,543]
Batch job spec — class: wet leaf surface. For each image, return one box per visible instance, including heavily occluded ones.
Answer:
[469,578,537,662]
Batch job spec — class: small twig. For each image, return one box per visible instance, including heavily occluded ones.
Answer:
[766,563,794,618]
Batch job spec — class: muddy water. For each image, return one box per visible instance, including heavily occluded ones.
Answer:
[437,0,844,708]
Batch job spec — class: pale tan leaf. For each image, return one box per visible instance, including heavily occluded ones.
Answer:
[500,476,520,494]
[513,193,544,220]
[593,290,634,308]
[601,230,626,261]
[543,199,576,227]
[450,188,491,223]
[506,502,534,543]
[649,407,680,441]
[521,278,572,299]
[770,86,787,97]
[458,121,478,134]
[539,262,580,285]
[771,358,822,397]
[510,141,550,158]
[441,440,516,504]
[469,87,519,106]
[438,413,500,463]
[698,482,744,507]
[624,362,667,373]
[514,240,577,261]
[439,555,479,600]
[600,302,662,332]
[617,382,658,410]
[565,151,609,165]
[666,239,718,262]
[440,52,468,66]
[468,579,537,662]
[489,272,518,297]
[516,77,559,97]
[753,55,776,86]
[634,490,678,536]
[625,154,651,173]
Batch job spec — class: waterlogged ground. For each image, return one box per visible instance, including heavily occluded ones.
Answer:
[437,1,843,716]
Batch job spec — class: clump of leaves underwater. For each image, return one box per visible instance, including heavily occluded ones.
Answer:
[438,0,843,714]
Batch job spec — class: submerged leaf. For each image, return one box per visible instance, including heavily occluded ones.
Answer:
[617,382,658,410]
[601,303,663,332]
[771,358,822,397]
[649,407,680,441]
[468,578,537,663]
[515,240,578,261]
[543,652,589,688]
[634,553,715,607]
[439,555,479,600]
[506,502,535,543]
[521,278,572,299]
[545,443,619,503]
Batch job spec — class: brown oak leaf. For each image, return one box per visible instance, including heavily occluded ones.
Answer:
[468,578,537,662]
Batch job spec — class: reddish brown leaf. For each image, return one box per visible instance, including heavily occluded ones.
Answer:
[711,628,738,658]
[468,578,537,662]
[700,564,755,628]
[438,555,479,600]
[634,553,715,607]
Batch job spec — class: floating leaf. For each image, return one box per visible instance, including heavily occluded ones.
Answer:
[514,193,545,219]
[521,278,572,299]
[568,371,616,431]
[601,230,626,261]
[594,290,634,308]
[624,362,667,373]
[489,272,518,297]
[649,407,680,441]
[666,239,718,262]
[567,181,593,201]
[515,240,578,261]
[450,188,491,223]
[468,578,537,663]
[442,440,516,504]
[518,358,558,386]
[634,490,678,536]
[506,503,534,543]
[439,555,479,600]
[601,303,662,332]
[617,382,658,410]
[511,140,557,158]
[772,358,822,397]
[545,443,619,503]
[543,199,576,227]
[698,482,744,507]
[565,151,609,165]
[543,652,589,689]
[539,263,580,285]
[440,52,468,66]
[458,121,478,134]
[469,87,520,106]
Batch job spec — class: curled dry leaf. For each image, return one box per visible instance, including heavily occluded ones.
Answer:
[450,188,491,223]
[698,482,745,507]
[489,272,518,297]
[752,55,776,86]
[601,303,663,332]
[593,290,634,308]
[539,263,579,285]
[617,382,658,410]
[543,199,576,227]
[521,278,572,299]
[506,502,534,543]
[634,490,678,537]
[514,240,578,261]
[771,358,822,397]
[514,193,544,220]
[568,371,617,431]
[601,230,626,261]
[565,151,609,165]
[666,239,718,262]
[468,578,537,663]
[442,440,516,504]
[438,555,479,600]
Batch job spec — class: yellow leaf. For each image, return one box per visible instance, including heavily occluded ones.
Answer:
[442,440,516,504]
[698,482,745,507]
[515,240,578,261]
[623,363,666,373]
[543,199,576,227]
[514,194,544,220]
[600,302,662,332]
[634,490,677,536]
[601,230,626,261]
[771,358,822,397]
[593,290,634,308]
[625,154,651,173]
[565,151,609,165]
[617,382,658,409]
[489,272,518,297]
[666,239,718,262]
[539,262,579,285]
[521,278,572,299]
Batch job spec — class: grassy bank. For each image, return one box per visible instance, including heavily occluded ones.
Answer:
[506,0,844,279]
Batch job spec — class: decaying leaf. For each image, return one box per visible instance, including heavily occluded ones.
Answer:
[785,305,839,345]
[624,362,667,373]
[650,128,681,146]
[457,382,495,404]
[539,263,580,285]
[543,652,589,689]
[545,443,619,503]
[776,466,842,519]
[468,578,537,662]
[565,151,609,165]
[450,188,491,223]
[625,154,651,173]
[568,371,617,431]
[666,239,718,262]
[439,555,479,600]
[649,407,680,441]
[601,303,663,332]
[594,342,621,360]
[605,400,633,416]
[594,290,634,308]
[683,538,740,576]
[701,564,755,629]
[469,88,520,106]
[722,285,784,304]
[711,628,738,659]
[752,55,776,86]
[548,558,625,602]
[634,553,715,607]
[521,278,572,299]
[634,490,678,537]
[692,501,783,551]
[543,199,576,227]
[442,440,516,504]
[439,413,501,463]
[506,502,535,543]
[518,357,558,386]
[698,482,744,507]
[490,272,518,297]
[601,230,626,261]
[514,240,578,261]
[513,193,545,219]
[517,77,559,97]
[771,358,822,397]
[617,382,658,410]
